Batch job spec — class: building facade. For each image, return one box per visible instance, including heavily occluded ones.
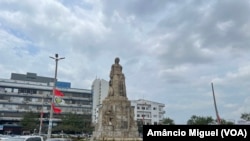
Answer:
[91,78,109,124]
[0,72,92,134]
[131,99,165,125]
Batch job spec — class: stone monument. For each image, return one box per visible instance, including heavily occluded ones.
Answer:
[91,57,142,141]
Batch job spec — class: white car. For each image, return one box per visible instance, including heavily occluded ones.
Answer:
[46,138,72,141]
[0,135,44,141]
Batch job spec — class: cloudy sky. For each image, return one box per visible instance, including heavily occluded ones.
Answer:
[1,0,250,124]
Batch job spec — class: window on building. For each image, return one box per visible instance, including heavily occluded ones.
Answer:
[153,107,157,110]
[142,107,145,110]
[137,107,140,109]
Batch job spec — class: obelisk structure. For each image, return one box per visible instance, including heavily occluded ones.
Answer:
[91,57,142,141]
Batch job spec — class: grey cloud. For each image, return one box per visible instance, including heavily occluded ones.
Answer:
[147,0,250,69]
[101,0,168,18]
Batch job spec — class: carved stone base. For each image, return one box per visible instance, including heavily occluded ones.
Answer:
[92,96,140,141]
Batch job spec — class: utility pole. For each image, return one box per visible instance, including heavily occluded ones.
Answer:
[39,97,44,135]
[211,82,221,124]
[47,54,65,139]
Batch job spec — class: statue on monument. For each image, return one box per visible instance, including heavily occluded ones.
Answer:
[109,57,126,97]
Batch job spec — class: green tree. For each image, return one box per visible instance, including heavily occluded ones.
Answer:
[220,119,234,125]
[54,113,92,134]
[187,115,235,125]
[137,120,143,135]
[161,117,175,125]
[241,113,250,121]
[187,115,214,125]
[20,111,39,132]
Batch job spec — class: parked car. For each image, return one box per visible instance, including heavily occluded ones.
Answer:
[0,135,44,141]
[0,137,10,141]
[0,135,10,140]
[46,138,72,141]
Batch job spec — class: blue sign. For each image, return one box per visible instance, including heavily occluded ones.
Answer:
[56,81,71,88]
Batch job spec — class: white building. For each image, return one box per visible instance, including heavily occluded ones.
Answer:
[131,99,165,125]
[91,78,109,124]
[0,72,92,134]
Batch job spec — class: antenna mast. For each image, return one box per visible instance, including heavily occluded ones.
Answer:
[211,82,221,124]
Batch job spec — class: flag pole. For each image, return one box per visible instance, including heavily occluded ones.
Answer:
[211,82,221,124]
[47,54,65,139]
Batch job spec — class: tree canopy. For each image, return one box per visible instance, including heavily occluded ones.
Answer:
[53,113,92,134]
[20,111,39,132]
[161,117,175,125]
[186,115,234,125]
[187,115,214,125]
[241,113,250,121]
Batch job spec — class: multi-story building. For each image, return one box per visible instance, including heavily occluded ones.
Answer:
[91,78,108,124]
[131,99,165,125]
[0,72,92,134]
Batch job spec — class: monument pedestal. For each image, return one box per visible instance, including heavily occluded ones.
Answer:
[92,96,142,141]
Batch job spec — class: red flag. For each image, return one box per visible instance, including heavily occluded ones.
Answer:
[54,88,64,97]
[52,103,61,114]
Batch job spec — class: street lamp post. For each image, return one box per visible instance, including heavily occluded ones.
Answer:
[47,53,65,139]
[38,96,44,135]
